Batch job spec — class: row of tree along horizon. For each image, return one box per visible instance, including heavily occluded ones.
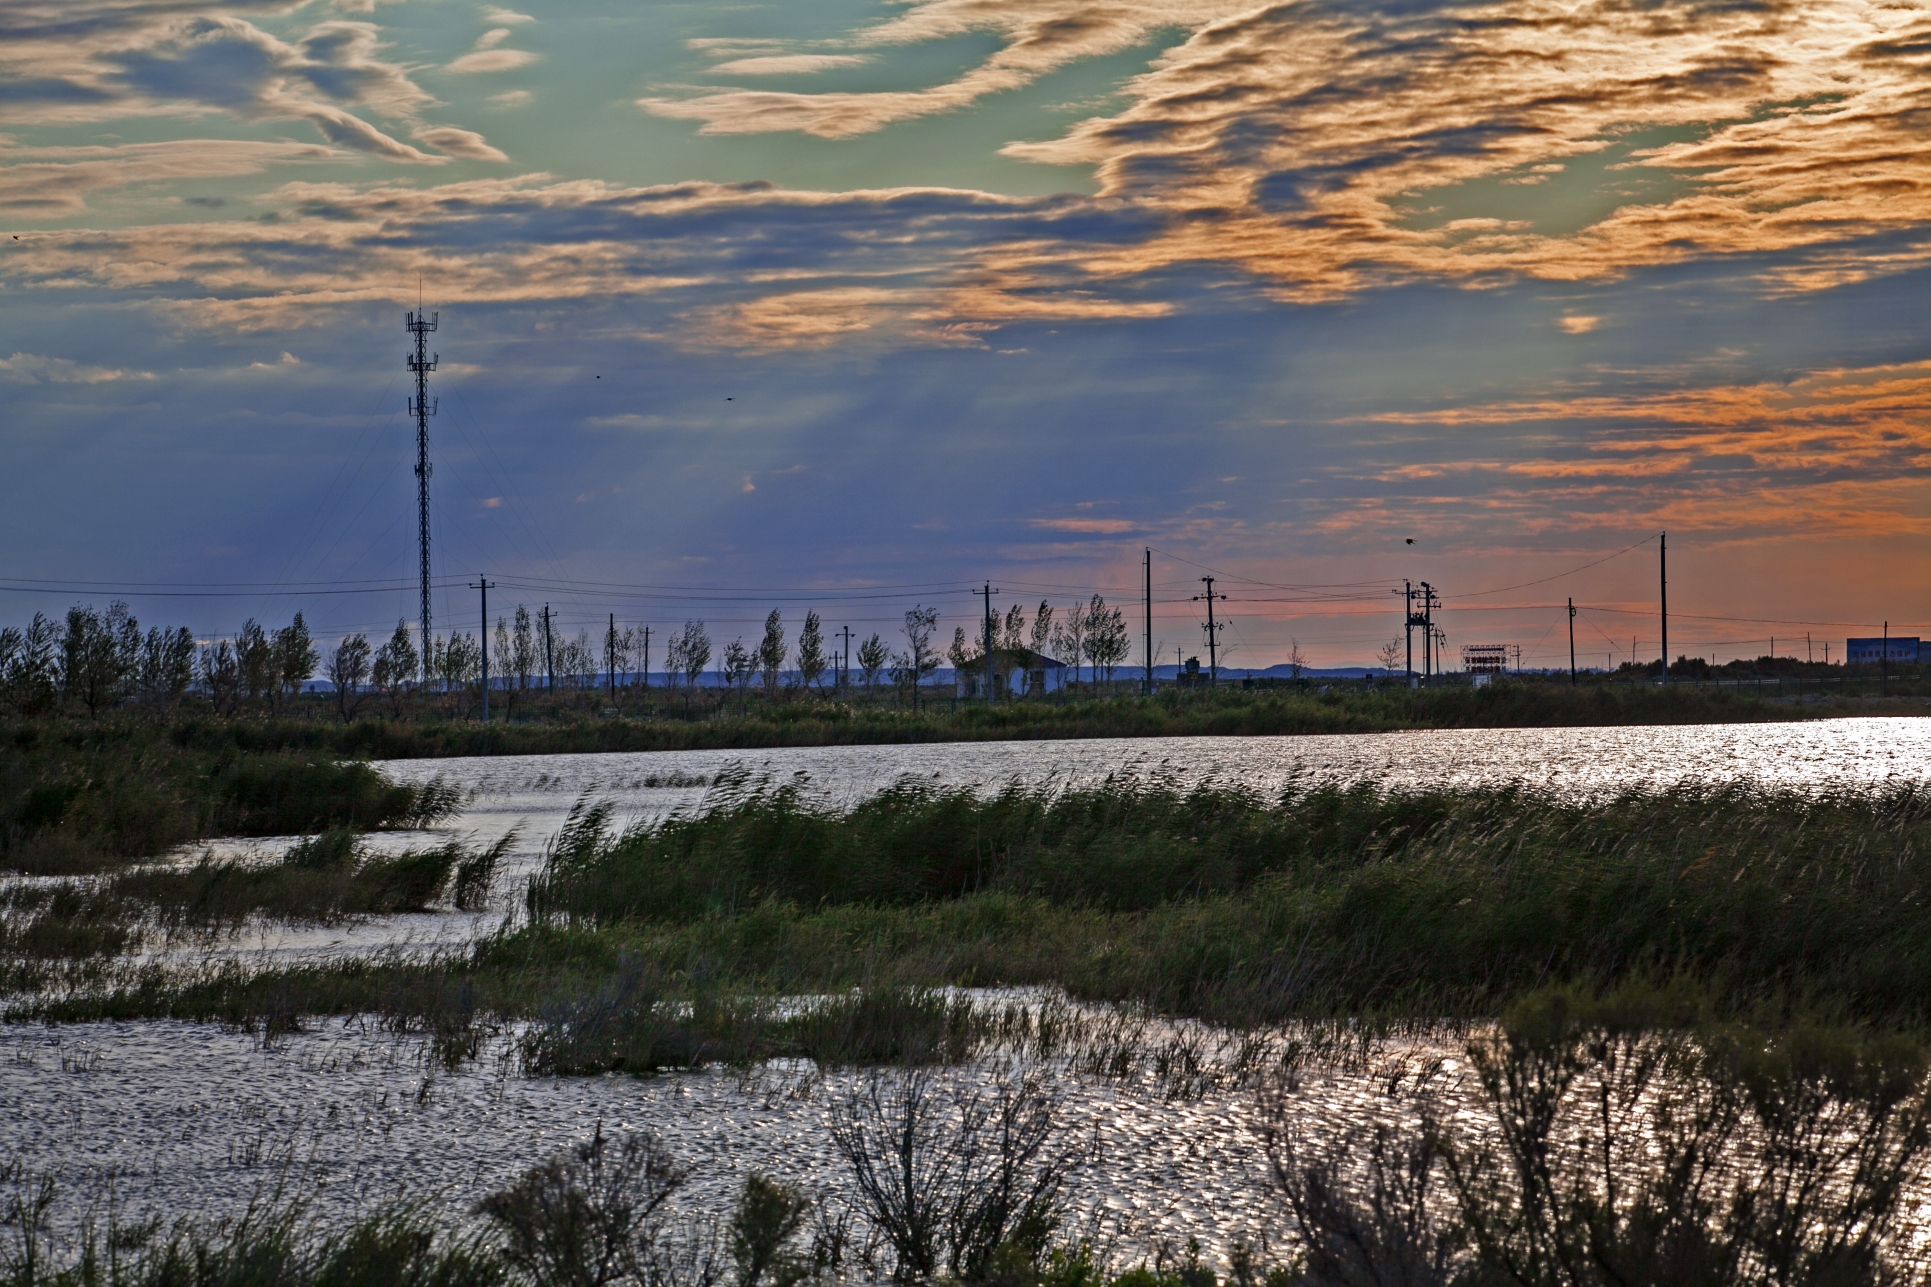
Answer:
[0,594,1143,720]
[2,598,1914,722]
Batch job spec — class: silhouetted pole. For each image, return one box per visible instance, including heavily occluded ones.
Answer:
[607,614,617,702]
[1144,548,1153,695]
[1659,531,1668,685]
[641,626,651,691]
[981,582,998,705]
[542,604,554,693]
[837,625,853,692]
[1568,598,1577,685]
[1885,620,1890,696]
[1194,577,1226,685]
[470,577,495,722]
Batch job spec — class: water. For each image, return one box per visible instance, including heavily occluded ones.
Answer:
[11,717,1931,1265]
[362,716,1931,890]
[0,1013,1448,1271]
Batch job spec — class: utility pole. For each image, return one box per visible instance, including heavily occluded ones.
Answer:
[1659,531,1668,685]
[837,625,853,693]
[641,626,651,691]
[1401,581,1416,687]
[1807,633,1812,665]
[1194,577,1226,685]
[1409,581,1440,679]
[470,577,495,722]
[542,605,554,694]
[1884,620,1890,696]
[981,582,999,705]
[607,613,617,702]
[406,305,439,682]
[1568,599,1577,685]
[1143,548,1153,695]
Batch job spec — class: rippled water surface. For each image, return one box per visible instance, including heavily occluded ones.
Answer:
[14,717,1931,1260]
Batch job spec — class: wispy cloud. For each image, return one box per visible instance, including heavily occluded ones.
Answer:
[0,351,148,383]
[0,3,506,166]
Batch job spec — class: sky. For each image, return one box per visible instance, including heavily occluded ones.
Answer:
[4,0,1931,670]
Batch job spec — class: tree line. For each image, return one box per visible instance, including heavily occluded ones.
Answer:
[0,593,1139,721]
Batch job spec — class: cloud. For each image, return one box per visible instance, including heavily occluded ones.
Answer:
[447,29,539,73]
[0,137,334,213]
[0,351,147,383]
[1,5,502,165]
[706,55,873,76]
[412,125,508,162]
[1031,517,1139,533]
[1557,315,1599,335]
[482,8,534,23]
[643,0,1248,138]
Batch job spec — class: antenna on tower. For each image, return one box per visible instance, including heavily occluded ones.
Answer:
[406,304,439,682]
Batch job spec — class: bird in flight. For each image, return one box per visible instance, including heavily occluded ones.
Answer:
[1405,538,1415,544]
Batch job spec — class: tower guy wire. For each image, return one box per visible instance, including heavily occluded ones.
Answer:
[406,306,439,681]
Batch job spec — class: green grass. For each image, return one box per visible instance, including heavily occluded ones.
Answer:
[0,722,462,873]
[514,775,1931,1027]
[26,775,1931,1046]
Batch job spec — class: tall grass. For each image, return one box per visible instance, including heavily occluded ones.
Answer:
[0,721,462,874]
[525,775,1931,1027]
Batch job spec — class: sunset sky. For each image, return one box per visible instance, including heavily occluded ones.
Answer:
[5,0,1931,668]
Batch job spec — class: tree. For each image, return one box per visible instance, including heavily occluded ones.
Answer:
[678,620,711,691]
[757,610,786,696]
[1286,637,1307,679]
[722,637,753,698]
[1085,595,1130,685]
[1051,602,1089,688]
[795,610,828,691]
[895,605,941,706]
[857,633,888,691]
[1029,601,1054,660]
[327,634,371,721]
[272,612,318,711]
[138,626,195,706]
[371,620,419,716]
[1376,636,1404,678]
[198,640,240,714]
[513,606,538,693]
[0,614,60,715]
[441,632,483,717]
[948,626,977,674]
[236,619,274,706]
[61,603,126,716]
[1003,603,1029,655]
[492,616,523,721]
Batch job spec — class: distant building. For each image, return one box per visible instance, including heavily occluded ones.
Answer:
[955,649,1067,698]
[1846,637,1920,664]
[1461,644,1509,675]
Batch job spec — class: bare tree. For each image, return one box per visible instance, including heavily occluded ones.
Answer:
[857,633,888,691]
[326,634,371,721]
[1377,637,1404,678]
[1287,637,1307,679]
[795,611,827,691]
[829,1067,1082,1283]
[895,606,940,707]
